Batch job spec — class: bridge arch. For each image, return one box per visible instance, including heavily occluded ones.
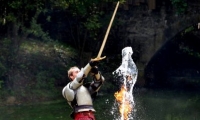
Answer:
[144,23,200,90]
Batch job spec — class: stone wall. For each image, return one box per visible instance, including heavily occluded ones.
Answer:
[117,3,200,87]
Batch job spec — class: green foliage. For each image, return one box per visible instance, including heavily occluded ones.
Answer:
[4,1,38,23]
[171,0,187,15]
[60,0,124,65]
[20,40,74,91]
[66,0,104,40]
[184,26,194,34]
[84,14,102,40]
[0,80,3,89]
[0,38,12,76]
[26,17,53,42]
[1,0,69,39]
[0,0,126,65]
[180,45,200,58]
[0,62,6,79]
[0,0,126,103]
[36,71,55,90]
[178,25,200,59]
[181,26,195,36]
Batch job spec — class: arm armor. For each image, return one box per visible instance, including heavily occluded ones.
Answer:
[62,83,75,102]
[89,73,105,93]
[70,68,85,89]
[83,63,92,77]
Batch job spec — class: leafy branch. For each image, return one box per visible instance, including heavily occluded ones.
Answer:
[171,0,188,15]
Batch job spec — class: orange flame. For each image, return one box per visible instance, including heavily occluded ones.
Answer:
[114,85,132,120]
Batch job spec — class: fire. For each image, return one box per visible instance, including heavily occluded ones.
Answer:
[114,85,132,120]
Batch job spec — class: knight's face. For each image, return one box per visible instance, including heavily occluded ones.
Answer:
[70,68,80,80]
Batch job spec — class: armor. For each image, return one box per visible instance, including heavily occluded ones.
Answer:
[62,63,105,114]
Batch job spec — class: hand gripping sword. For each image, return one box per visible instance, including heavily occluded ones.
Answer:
[91,1,120,61]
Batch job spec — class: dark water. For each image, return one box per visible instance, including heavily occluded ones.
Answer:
[0,88,200,120]
[133,89,200,120]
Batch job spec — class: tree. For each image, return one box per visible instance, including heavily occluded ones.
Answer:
[51,0,124,66]
[0,0,125,90]
[0,0,69,91]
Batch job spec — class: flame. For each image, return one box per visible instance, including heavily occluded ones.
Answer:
[114,85,132,120]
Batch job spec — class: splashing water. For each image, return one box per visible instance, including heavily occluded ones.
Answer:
[112,47,138,120]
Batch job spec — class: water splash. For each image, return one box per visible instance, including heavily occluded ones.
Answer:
[112,47,138,120]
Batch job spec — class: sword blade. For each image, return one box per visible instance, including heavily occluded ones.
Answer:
[92,1,119,61]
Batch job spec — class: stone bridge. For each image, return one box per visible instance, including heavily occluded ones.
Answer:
[115,5,200,89]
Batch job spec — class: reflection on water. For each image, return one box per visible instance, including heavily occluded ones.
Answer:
[0,89,200,120]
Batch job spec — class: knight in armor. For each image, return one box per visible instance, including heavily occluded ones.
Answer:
[62,60,105,120]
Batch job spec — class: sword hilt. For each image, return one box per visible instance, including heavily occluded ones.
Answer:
[91,56,106,62]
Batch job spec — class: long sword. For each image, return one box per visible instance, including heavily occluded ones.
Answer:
[91,1,120,61]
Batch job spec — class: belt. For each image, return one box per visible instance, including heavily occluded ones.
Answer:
[74,105,94,112]
[75,111,94,116]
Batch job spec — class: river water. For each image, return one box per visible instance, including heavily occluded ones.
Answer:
[132,88,200,120]
[0,88,199,120]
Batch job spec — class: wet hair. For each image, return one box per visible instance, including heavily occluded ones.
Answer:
[67,66,79,80]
